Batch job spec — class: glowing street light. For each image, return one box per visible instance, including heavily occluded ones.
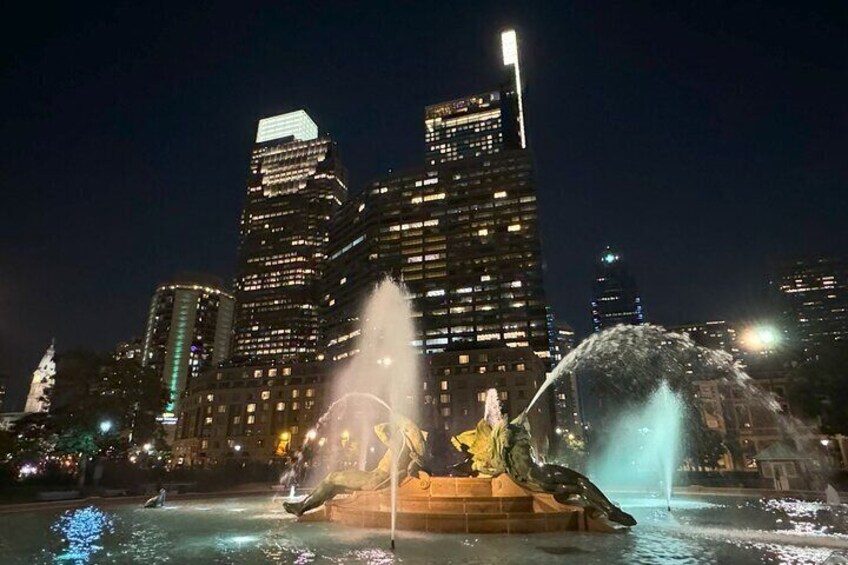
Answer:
[742,325,780,352]
[233,444,242,452]
[306,429,317,441]
[142,443,153,452]
[99,420,113,434]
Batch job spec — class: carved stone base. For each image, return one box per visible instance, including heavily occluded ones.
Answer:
[300,474,625,534]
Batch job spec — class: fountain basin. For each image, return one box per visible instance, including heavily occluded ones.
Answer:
[300,474,623,534]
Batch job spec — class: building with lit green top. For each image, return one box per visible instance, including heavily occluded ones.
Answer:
[142,273,235,421]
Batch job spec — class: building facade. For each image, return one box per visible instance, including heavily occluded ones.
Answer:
[24,341,55,414]
[232,110,347,362]
[773,257,848,355]
[172,361,327,466]
[325,151,551,364]
[325,30,552,367]
[425,346,553,448]
[590,247,645,332]
[424,30,526,166]
[141,274,235,418]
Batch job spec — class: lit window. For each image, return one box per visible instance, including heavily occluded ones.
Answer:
[247,403,256,413]
[276,402,285,411]
[292,402,300,411]
[292,389,300,399]
[247,415,255,424]
[477,392,486,402]
[507,224,521,232]
[458,354,470,364]
[206,394,214,402]
[253,369,263,378]
[440,394,451,403]
[494,191,507,198]
[440,380,449,391]
[261,391,271,400]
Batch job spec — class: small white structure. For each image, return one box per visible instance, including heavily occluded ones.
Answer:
[24,340,56,413]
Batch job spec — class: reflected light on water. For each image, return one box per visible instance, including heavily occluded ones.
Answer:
[51,506,115,564]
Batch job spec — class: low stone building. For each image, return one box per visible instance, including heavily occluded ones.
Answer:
[424,346,554,451]
[172,362,328,466]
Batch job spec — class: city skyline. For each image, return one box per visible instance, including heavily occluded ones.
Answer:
[2,1,846,408]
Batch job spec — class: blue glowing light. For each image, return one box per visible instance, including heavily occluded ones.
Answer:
[51,506,114,564]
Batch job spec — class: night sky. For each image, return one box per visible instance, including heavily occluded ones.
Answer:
[1,1,846,409]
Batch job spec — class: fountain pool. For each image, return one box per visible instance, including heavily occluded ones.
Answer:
[1,493,846,564]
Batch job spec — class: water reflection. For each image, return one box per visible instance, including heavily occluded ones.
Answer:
[50,506,114,564]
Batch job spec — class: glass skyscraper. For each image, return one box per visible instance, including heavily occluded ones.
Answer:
[590,247,645,332]
[232,110,347,362]
[773,257,848,355]
[325,30,553,365]
[424,30,526,166]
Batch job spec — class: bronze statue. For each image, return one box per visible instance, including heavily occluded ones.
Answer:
[283,416,427,516]
[452,412,636,527]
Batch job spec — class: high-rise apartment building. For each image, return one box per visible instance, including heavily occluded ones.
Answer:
[325,30,552,365]
[773,257,848,354]
[425,30,526,166]
[233,110,347,362]
[325,150,551,363]
[590,247,645,332]
[24,340,55,413]
[142,274,235,417]
[668,320,741,358]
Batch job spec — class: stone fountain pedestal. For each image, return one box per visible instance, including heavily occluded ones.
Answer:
[300,473,623,534]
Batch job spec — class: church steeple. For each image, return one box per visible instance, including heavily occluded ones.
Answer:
[24,340,56,413]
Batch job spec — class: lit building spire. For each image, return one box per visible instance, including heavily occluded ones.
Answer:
[501,29,526,148]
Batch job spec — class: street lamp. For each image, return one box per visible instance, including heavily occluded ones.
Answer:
[742,325,780,353]
[99,420,114,434]
[234,444,242,452]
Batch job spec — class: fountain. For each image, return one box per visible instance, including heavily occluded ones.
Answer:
[587,381,684,509]
[282,278,638,535]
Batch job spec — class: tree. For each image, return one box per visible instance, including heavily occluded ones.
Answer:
[50,350,168,448]
[788,344,848,434]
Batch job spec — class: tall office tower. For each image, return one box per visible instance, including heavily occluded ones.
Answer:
[668,320,741,358]
[233,110,347,362]
[142,274,235,417]
[325,30,551,364]
[425,30,526,165]
[552,321,576,362]
[773,257,848,354]
[24,340,55,413]
[326,153,551,363]
[590,247,645,332]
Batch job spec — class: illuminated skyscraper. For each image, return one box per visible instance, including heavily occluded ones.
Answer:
[142,274,235,418]
[233,110,347,361]
[325,30,553,365]
[591,247,645,332]
[424,30,527,165]
[773,257,848,354]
